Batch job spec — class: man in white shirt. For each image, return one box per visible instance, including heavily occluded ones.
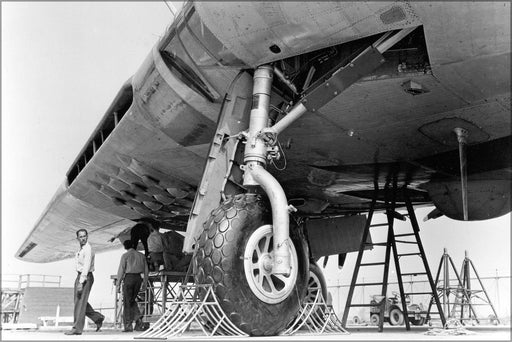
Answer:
[65,229,105,335]
[147,225,164,271]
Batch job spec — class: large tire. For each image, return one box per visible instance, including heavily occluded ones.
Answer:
[305,262,328,303]
[192,193,309,336]
[389,307,404,326]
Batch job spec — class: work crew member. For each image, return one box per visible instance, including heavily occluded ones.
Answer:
[115,239,149,332]
[65,229,105,335]
[147,225,164,272]
[162,230,192,272]
[130,222,151,257]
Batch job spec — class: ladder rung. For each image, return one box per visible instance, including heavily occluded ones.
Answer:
[365,242,387,246]
[349,304,379,307]
[395,240,418,244]
[370,223,388,227]
[397,253,421,257]
[401,272,427,276]
[360,262,386,266]
[353,282,383,287]
[395,233,415,237]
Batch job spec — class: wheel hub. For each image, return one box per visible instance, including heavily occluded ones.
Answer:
[261,254,273,272]
[244,224,298,304]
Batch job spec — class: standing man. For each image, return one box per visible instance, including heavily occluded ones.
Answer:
[65,229,105,335]
[116,239,149,332]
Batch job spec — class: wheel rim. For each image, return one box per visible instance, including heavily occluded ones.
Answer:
[244,224,298,304]
[305,270,322,303]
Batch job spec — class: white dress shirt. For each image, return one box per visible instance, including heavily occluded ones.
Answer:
[76,242,95,284]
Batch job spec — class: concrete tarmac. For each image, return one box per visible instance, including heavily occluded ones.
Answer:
[1,325,510,341]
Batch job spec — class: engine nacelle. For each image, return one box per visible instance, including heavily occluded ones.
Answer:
[423,179,511,221]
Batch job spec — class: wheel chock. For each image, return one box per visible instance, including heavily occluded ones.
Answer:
[283,291,349,335]
[135,284,248,339]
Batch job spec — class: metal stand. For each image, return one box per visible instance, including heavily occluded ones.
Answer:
[426,249,475,325]
[454,251,500,324]
[283,291,348,335]
[342,183,445,331]
[428,250,500,325]
[112,271,193,328]
[135,284,248,339]
[134,282,351,339]
[1,289,23,324]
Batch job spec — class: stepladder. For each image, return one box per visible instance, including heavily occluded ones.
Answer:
[341,184,446,331]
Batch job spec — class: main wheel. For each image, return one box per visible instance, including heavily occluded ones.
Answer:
[301,261,328,324]
[305,262,328,303]
[192,193,309,336]
[389,307,404,326]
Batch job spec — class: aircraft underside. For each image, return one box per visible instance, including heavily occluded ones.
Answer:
[16,1,510,336]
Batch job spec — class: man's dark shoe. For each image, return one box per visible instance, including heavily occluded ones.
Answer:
[95,315,105,332]
[64,330,82,335]
[134,319,148,331]
[122,327,133,332]
[134,318,142,330]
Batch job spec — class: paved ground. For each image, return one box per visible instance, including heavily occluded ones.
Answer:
[1,325,510,341]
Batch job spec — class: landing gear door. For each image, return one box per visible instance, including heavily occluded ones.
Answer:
[183,72,253,253]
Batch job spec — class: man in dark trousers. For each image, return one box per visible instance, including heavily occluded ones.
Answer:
[130,222,151,257]
[65,229,105,335]
[115,239,149,332]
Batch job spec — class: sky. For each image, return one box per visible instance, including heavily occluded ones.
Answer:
[1,1,180,309]
[2,1,510,321]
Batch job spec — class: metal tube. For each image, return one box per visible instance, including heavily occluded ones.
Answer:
[443,249,449,317]
[267,102,308,136]
[453,127,469,220]
[246,162,291,275]
[243,66,273,166]
[273,66,298,94]
[374,27,417,54]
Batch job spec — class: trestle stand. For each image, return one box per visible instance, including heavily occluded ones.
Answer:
[427,250,500,325]
[454,251,500,325]
[426,249,475,325]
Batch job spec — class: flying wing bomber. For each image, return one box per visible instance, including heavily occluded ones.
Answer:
[17,1,510,335]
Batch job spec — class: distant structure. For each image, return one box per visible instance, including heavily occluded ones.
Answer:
[1,274,72,326]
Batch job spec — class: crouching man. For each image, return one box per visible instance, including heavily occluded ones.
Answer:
[115,240,148,332]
